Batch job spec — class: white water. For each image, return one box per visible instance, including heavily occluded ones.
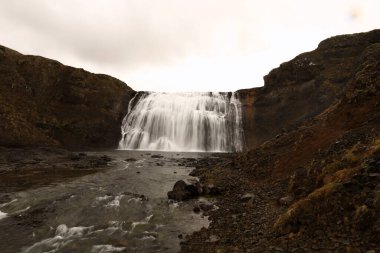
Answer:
[118,92,243,152]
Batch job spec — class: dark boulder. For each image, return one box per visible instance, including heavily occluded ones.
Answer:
[167,180,203,201]
[168,180,192,201]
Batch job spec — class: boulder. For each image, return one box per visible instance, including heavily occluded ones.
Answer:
[167,180,193,201]
[167,179,205,201]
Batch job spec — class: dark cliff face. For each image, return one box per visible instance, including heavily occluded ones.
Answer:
[238,29,380,149]
[0,45,136,149]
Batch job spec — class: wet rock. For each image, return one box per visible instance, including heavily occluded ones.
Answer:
[139,195,148,201]
[100,155,112,162]
[199,203,214,212]
[151,155,163,158]
[193,206,201,213]
[185,179,203,195]
[68,153,81,161]
[167,180,193,201]
[125,158,137,162]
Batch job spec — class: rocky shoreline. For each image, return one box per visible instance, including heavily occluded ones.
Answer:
[175,89,380,252]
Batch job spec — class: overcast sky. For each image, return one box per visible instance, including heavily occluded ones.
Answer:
[0,0,379,92]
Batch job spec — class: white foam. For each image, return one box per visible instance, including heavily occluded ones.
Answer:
[139,235,156,240]
[0,211,7,220]
[127,197,142,203]
[22,224,93,253]
[96,195,113,202]
[130,214,153,231]
[105,195,125,208]
[91,245,126,253]
[0,199,17,208]
[14,206,30,214]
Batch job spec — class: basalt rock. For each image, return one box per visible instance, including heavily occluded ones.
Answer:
[238,29,380,149]
[0,45,135,149]
[168,180,194,201]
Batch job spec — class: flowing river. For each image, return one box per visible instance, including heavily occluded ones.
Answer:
[0,151,211,253]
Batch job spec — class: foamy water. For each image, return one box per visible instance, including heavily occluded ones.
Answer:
[119,92,244,152]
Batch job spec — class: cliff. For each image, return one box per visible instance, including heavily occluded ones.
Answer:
[182,30,380,252]
[0,45,135,149]
[239,29,380,149]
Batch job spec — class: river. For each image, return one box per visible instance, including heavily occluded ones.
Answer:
[0,150,211,253]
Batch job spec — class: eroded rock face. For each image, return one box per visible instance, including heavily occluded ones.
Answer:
[0,45,135,149]
[238,29,380,149]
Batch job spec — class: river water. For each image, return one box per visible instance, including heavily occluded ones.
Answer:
[0,150,211,253]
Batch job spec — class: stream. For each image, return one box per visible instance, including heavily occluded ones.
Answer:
[0,150,211,253]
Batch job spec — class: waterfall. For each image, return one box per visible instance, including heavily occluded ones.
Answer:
[118,92,244,152]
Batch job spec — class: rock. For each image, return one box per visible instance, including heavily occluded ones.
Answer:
[238,29,380,149]
[68,153,81,161]
[100,155,112,162]
[185,179,203,195]
[203,184,222,195]
[346,246,361,253]
[240,193,256,202]
[278,195,294,206]
[206,235,220,242]
[167,179,205,201]
[199,203,214,212]
[167,180,193,201]
[125,158,137,162]
[0,45,135,149]
[151,155,163,158]
[353,204,373,230]
[139,195,148,201]
[193,206,201,213]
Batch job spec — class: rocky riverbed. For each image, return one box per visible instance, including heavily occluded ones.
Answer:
[0,148,214,253]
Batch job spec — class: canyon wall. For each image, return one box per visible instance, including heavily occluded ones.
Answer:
[1,29,379,151]
[0,45,135,149]
[238,29,380,149]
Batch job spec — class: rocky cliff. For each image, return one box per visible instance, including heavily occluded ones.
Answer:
[239,29,380,149]
[182,30,380,252]
[0,45,135,149]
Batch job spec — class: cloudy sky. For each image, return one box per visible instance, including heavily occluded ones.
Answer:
[0,0,379,92]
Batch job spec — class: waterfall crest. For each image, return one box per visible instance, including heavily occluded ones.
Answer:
[118,92,244,152]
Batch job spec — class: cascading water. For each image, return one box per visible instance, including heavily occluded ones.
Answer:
[118,92,244,152]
